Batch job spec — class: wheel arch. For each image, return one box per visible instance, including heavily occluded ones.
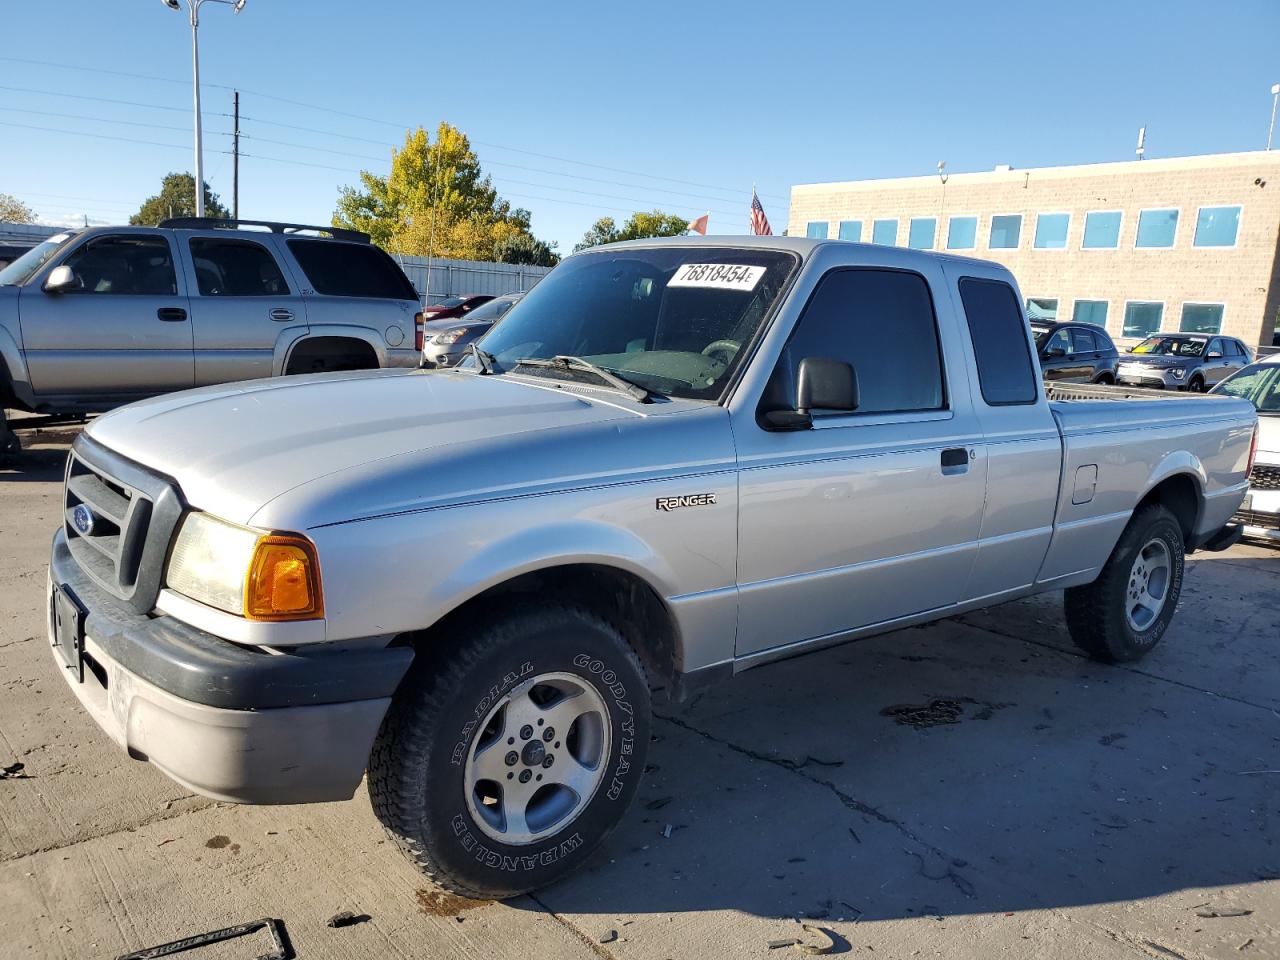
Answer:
[277,327,385,375]
[1135,468,1203,544]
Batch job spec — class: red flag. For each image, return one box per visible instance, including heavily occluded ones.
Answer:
[750,188,772,236]
[687,213,709,235]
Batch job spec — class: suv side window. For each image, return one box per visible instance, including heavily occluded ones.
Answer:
[1093,328,1117,352]
[957,277,1038,405]
[1070,328,1097,354]
[774,268,945,416]
[189,238,288,297]
[286,240,418,300]
[61,235,176,296]
[1208,338,1225,356]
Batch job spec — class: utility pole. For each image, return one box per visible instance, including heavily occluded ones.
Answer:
[232,90,240,219]
[1269,83,1280,151]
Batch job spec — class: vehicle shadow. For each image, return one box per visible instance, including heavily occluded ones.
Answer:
[523,606,1280,924]
[0,446,70,483]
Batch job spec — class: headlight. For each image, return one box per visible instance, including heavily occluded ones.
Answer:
[432,328,467,345]
[166,513,324,621]
[1169,368,1186,379]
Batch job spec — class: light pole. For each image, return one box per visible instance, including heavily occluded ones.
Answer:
[161,0,246,218]
[1269,83,1280,152]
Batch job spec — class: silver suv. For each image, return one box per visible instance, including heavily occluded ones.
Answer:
[0,218,422,450]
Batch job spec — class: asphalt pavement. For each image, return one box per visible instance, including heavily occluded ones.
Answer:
[2,425,1278,959]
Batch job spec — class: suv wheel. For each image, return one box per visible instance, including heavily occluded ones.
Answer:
[368,603,651,899]
[1187,375,1205,393]
[1063,504,1185,663]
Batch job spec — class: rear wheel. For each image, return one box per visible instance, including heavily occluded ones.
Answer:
[0,407,20,464]
[368,603,651,899]
[1093,372,1115,385]
[1064,504,1185,662]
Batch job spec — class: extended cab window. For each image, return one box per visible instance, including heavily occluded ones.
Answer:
[957,277,1038,405]
[778,268,945,415]
[61,235,176,296]
[189,238,288,296]
[287,240,418,300]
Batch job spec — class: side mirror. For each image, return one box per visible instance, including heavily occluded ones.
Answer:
[763,357,858,430]
[1044,345,1067,358]
[43,265,80,294]
[1206,350,1222,359]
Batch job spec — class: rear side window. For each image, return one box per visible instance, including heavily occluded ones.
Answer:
[1070,328,1097,353]
[189,238,287,296]
[286,240,418,300]
[957,277,1038,405]
[780,268,945,415]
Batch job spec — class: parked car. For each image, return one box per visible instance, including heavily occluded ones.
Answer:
[421,292,524,368]
[1115,333,1253,392]
[421,293,495,323]
[1030,320,1120,383]
[1212,353,1280,543]
[0,218,423,457]
[46,237,1255,901]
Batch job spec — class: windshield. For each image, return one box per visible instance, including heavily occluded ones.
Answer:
[432,296,467,309]
[468,246,798,401]
[1131,336,1206,357]
[1213,362,1280,414]
[465,296,519,323]
[0,233,77,286]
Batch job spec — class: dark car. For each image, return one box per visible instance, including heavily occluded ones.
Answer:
[1029,321,1121,383]
[420,293,495,323]
[0,243,36,269]
[420,292,524,368]
[1115,333,1253,392]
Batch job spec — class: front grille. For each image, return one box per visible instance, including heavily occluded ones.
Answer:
[62,436,184,614]
[1250,464,1280,491]
[1234,506,1280,529]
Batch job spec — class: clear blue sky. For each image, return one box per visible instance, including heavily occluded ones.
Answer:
[2,0,1277,253]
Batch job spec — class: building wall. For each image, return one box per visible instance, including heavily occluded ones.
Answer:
[788,151,1280,348]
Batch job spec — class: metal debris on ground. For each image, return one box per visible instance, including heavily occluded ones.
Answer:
[115,917,289,960]
[1,761,28,779]
[661,823,673,839]
[795,924,837,955]
[767,937,801,949]
[598,929,618,944]
[1195,909,1253,918]
[326,910,371,928]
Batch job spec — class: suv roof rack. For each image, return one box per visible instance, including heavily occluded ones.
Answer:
[157,218,370,244]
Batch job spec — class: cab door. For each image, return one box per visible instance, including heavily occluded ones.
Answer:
[19,232,193,399]
[731,257,988,658]
[179,235,308,384]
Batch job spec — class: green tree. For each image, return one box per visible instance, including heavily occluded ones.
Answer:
[573,210,689,252]
[493,233,559,267]
[334,122,551,262]
[130,173,228,225]
[0,193,36,223]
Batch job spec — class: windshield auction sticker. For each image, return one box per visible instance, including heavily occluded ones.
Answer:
[668,263,766,291]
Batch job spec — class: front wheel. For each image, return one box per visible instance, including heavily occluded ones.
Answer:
[368,604,651,899]
[1186,376,1205,393]
[1064,504,1185,662]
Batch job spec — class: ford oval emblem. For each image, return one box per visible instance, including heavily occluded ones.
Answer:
[72,504,95,536]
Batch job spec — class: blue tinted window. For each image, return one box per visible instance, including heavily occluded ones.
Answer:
[871,219,897,245]
[989,215,1022,249]
[805,221,829,240]
[907,217,936,250]
[958,278,1038,405]
[837,220,862,242]
[1180,303,1224,333]
[1073,300,1108,327]
[1082,211,1122,249]
[1033,213,1070,249]
[1026,298,1058,322]
[1123,302,1163,337]
[946,216,977,249]
[1193,207,1240,247]
[1135,209,1178,248]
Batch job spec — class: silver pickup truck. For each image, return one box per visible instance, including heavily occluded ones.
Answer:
[45,237,1258,899]
[1,218,423,456]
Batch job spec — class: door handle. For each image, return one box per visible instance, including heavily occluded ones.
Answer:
[156,307,187,322]
[941,447,970,474]
[270,308,295,322]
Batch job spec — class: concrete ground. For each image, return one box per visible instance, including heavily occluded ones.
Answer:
[2,425,1278,960]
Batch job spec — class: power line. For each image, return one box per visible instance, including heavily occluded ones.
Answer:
[0,118,194,151]
[0,104,218,137]
[0,84,191,114]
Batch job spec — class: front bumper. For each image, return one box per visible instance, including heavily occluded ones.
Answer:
[1115,366,1186,389]
[47,530,414,804]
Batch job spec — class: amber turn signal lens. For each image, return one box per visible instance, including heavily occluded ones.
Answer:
[244,535,324,621]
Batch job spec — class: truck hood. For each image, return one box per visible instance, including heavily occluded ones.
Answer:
[85,369,649,527]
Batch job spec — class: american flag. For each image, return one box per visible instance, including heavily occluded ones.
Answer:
[749,188,772,236]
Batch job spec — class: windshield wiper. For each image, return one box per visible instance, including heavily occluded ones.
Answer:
[515,355,653,403]
[466,342,497,374]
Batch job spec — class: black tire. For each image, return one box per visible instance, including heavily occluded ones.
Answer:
[368,603,651,899]
[1063,504,1185,663]
[0,407,20,465]
[1094,373,1115,385]
[1187,376,1205,393]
